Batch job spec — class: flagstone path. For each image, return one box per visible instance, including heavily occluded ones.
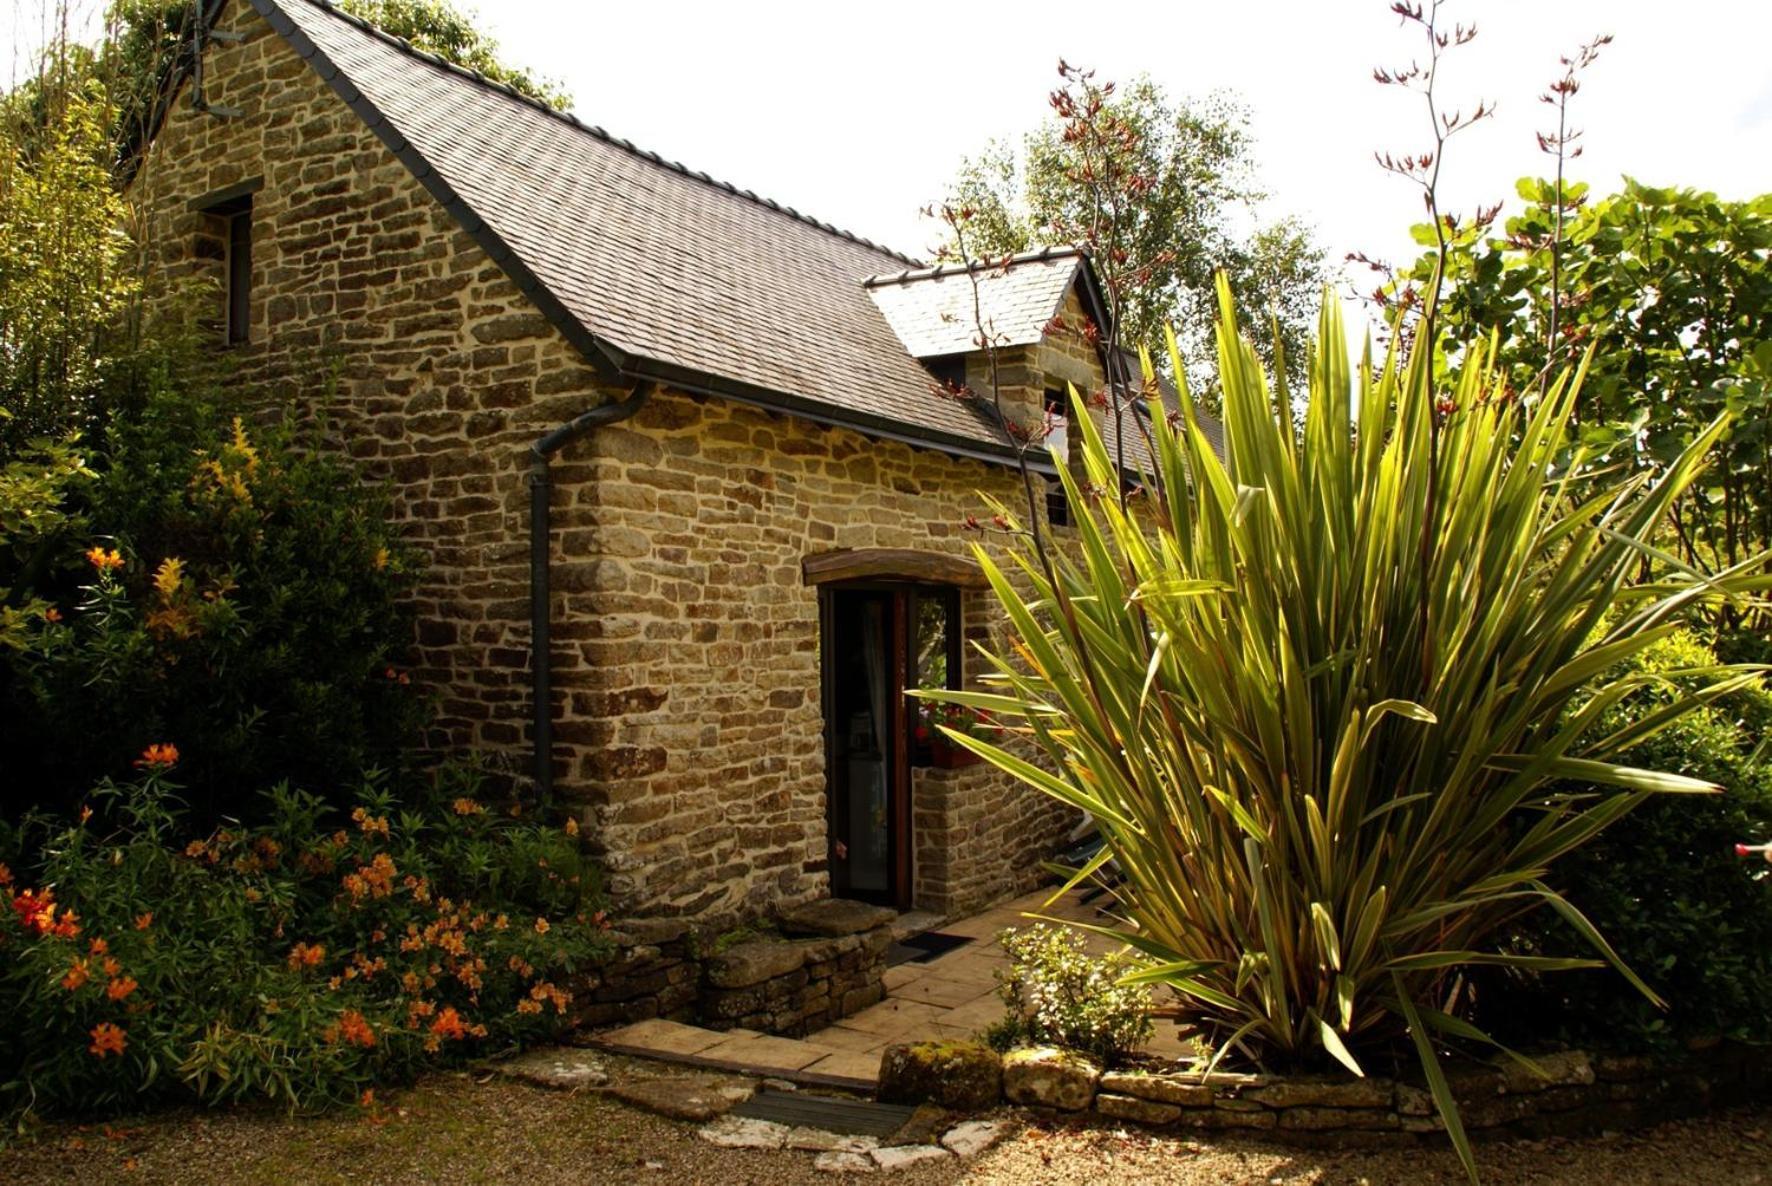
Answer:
[590,886,1194,1090]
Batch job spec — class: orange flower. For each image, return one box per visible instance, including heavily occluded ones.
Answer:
[102,957,121,978]
[106,976,138,1002]
[134,912,153,931]
[89,937,108,956]
[563,816,579,837]
[85,546,124,573]
[533,917,549,936]
[89,1023,127,1058]
[134,744,179,770]
[350,807,390,838]
[334,1009,376,1048]
[11,888,54,935]
[429,1007,467,1041]
[43,607,61,623]
[0,862,11,886]
[450,797,481,816]
[287,942,326,970]
[62,958,91,992]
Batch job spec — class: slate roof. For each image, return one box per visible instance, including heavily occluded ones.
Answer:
[243,0,1224,471]
[865,249,1085,359]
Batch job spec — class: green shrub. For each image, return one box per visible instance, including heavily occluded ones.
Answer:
[0,758,612,1123]
[984,924,1152,1065]
[930,281,1764,1178]
[0,391,429,822]
[1477,629,1772,1051]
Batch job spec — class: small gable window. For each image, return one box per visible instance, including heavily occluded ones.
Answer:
[195,185,257,346]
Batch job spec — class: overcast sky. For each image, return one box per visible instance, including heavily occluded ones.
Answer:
[469,0,1770,321]
[6,0,1769,333]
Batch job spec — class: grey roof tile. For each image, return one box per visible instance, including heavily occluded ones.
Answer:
[865,249,1084,358]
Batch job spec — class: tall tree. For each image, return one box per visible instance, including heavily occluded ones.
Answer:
[944,73,1324,385]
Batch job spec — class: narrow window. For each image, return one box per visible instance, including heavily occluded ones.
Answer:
[199,193,253,345]
[908,585,961,767]
[223,197,252,345]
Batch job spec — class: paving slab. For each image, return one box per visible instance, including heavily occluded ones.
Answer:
[805,1024,893,1054]
[598,1018,728,1058]
[697,1033,833,1074]
[802,1049,886,1088]
[890,976,998,1009]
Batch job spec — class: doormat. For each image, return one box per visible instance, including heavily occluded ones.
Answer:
[730,1090,918,1138]
[886,931,972,966]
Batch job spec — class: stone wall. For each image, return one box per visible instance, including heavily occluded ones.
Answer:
[131,0,618,779]
[132,1,1085,925]
[574,390,1079,920]
[570,899,896,1038]
[885,1041,1772,1148]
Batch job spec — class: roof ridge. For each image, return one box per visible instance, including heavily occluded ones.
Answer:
[862,244,1083,288]
[286,0,923,268]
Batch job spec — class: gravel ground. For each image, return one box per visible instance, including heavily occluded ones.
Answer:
[3,1067,1770,1185]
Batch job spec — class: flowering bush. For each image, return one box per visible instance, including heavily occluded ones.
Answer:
[0,394,428,821]
[0,753,612,1122]
[984,924,1152,1065]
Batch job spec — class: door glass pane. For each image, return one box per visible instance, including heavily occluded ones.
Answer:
[830,592,891,898]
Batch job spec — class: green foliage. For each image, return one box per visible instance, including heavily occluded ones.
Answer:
[944,77,1323,381]
[929,279,1765,1180]
[0,392,429,823]
[1477,628,1772,1051]
[0,434,90,651]
[986,924,1152,1066]
[1398,179,1772,572]
[335,0,571,110]
[0,76,139,448]
[0,761,611,1123]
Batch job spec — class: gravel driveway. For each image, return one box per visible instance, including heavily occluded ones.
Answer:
[2,1069,1768,1185]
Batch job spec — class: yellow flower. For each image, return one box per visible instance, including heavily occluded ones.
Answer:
[152,557,185,603]
[372,546,390,571]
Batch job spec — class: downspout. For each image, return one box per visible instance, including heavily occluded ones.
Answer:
[529,381,655,808]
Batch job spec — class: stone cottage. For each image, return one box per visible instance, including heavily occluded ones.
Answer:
[133,0,1222,924]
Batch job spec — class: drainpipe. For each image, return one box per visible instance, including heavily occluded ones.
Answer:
[529,381,655,808]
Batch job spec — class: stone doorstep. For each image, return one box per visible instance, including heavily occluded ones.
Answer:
[591,1020,880,1092]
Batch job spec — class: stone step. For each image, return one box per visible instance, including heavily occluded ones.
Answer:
[591,1018,881,1092]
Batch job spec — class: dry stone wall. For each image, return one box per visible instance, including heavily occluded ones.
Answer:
[132,1,1084,924]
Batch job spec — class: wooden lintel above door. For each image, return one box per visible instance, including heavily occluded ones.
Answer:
[802,548,987,589]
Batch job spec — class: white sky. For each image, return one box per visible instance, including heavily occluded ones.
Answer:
[472,0,1771,319]
[6,0,1770,333]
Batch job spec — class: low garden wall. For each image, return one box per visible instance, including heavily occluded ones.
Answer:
[882,1040,1772,1147]
[569,899,895,1038]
